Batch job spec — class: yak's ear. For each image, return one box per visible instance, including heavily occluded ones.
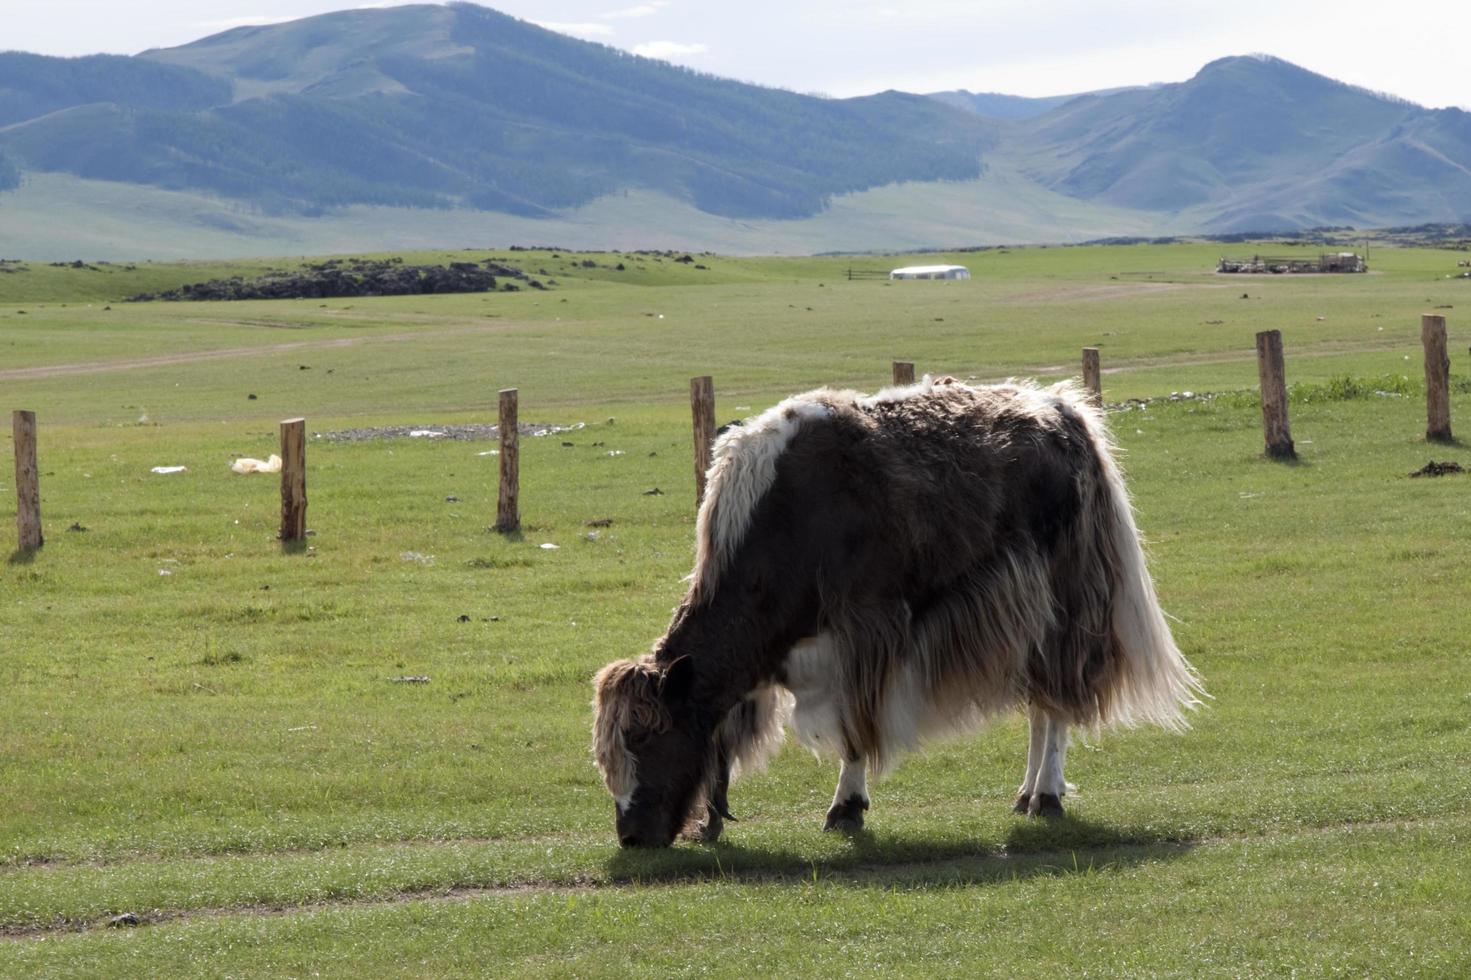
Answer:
[659,656,695,703]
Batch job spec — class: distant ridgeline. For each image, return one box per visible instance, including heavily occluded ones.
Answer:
[129,257,541,301]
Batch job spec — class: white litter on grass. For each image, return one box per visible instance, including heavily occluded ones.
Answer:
[530,422,585,438]
[151,466,187,474]
[401,551,436,565]
[476,450,500,457]
[231,454,281,474]
[158,569,172,576]
[539,543,560,550]
[606,450,625,457]
[409,430,445,438]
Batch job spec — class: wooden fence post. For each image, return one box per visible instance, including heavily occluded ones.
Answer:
[495,388,520,533]
[892,361,915,386]
[1255,330,1296,460]
[1081,347,1102,405]
[1422,313,1452,443]
[691,376,716,505]
[279,418,307,542]
[12,410,42,551]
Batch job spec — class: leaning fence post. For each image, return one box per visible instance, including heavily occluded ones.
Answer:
[495,388,520,533]
[1422,313,1452,443]
[892,361,915,386]
[1255,330,1295,460]
[690,376,716,505]
[279,418,307,542]
[1081,347,1102,405]
[12,410,42,551]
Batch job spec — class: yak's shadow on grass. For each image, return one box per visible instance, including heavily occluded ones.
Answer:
[605,814,1195,890]
[1261,451,1311,467]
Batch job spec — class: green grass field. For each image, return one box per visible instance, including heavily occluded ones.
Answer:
[2,243,1470,976]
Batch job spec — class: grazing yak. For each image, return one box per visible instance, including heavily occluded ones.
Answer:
[593,377,1203,848]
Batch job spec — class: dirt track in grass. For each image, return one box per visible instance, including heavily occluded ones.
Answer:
[0,323,515,382]
[0,814,1446,944]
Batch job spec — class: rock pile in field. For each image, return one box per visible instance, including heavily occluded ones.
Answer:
[130,257,542,301]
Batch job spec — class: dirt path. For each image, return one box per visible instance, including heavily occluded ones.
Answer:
[0,813,1448,942]
[1003,281,1226,304]
[0,323,510,382]
[1021,335,1415,378]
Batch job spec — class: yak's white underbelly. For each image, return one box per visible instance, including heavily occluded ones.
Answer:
[781,634,846,756]
[780,628,1000,766]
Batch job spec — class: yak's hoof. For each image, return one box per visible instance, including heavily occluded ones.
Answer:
[684,807,724,844]
[823,794,869,832]
[1026,792,1065,820]
[1012,792,1032,814]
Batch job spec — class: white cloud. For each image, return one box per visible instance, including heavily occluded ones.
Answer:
[632,40,708,59]
[604,2,669,19]
[533,20,616,38]
[192,14,297,32]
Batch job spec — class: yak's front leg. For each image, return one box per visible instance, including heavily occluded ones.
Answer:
[823,754,869,832]
[1024,714,1069,819]
[688,747,735,843]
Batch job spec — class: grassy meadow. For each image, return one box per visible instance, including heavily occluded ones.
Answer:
[2,242,1470,976]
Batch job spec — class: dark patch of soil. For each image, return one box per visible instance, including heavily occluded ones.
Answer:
[1409,460,1464,477]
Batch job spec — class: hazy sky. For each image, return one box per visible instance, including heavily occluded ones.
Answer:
[5,0,1469,107]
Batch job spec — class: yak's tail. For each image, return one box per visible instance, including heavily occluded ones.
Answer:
[1069,386,1207,730]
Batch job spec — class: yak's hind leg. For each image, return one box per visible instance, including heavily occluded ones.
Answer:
[823,755,869,832]
[1013,704,1049,813]
[1023,714,1070,819]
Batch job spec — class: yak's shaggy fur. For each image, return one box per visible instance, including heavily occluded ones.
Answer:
[593,377,1203,845]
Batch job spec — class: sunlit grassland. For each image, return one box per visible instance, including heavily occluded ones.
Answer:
[1,242,1469,975]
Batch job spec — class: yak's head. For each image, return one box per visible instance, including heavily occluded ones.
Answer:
[591,655,713,847]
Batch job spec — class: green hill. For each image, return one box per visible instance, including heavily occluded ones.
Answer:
[1009,55,1453,230]
[2,7,1470,255]
[1,4,997,221]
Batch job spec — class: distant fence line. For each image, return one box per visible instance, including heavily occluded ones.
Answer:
[7,316,1457,554]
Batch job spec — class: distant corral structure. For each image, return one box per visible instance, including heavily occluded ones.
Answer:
[1218,252,1367,274]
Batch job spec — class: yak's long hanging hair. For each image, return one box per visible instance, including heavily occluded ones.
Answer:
[682,377,1204,771]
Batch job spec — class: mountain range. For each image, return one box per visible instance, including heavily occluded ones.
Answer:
[2,2,1469,258]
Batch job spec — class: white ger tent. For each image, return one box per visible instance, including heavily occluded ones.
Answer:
[889,264,971,280]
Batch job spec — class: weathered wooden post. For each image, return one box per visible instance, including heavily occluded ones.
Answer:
[12,410,42,551]
[495,388,520,533]
[892,361,916,386]
[1255,330,1295,460]
[1422,313,1452,443]
[279,418,307,542]
[690,376,716,505]
[1081,347,1102,405]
